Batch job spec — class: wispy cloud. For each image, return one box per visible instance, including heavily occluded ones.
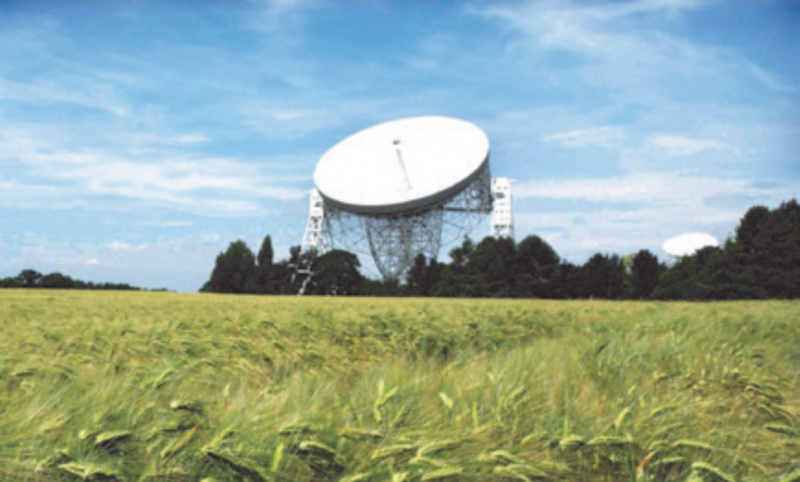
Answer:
[242,0,319,43]
[108,241,148,253]
[0,121,308,215]
[126,133,209,146]
[514,172,781,205]
[476,1,703,58]
[474,0,790,103]
[649,134,737,158]
[542,127,626,149]
[0,76,131,117]
[239,102,339,140]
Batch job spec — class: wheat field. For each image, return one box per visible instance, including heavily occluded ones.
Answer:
[0,290,798,481]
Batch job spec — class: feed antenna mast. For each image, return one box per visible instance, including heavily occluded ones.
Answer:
[299,116,513,285]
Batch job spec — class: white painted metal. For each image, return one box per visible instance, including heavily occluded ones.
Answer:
[663,232,718,257]
[301,189,329,255]
[490,177,513,239]
[314,116,489,215]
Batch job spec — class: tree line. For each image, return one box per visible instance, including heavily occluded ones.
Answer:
[0,269,145,291]
[200,236,365,296]
[201,199,798,300]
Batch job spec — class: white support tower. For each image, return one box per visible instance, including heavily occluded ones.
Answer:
[301,188,329,255]
[296,189,330,295]
[490,177,514,239]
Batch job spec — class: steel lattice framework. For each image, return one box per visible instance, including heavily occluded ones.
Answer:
[321,163,493,281]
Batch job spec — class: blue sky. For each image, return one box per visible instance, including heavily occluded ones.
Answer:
[1,0,798,292]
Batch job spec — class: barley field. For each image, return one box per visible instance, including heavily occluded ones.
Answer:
[0,290,798,481]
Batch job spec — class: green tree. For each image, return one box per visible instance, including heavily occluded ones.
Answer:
[514,235,560,298]
[255,235,275,293]
[631,249,661,299]
[735,205,770,254]
[434,237,479,297]
[201,240,257,293]
[652,254,711,300]
[698,242,767,299]
[307,250,364,295]
[606,254,627,299]
[425,258,443,296]
[18,269,42,288]
[553,262,581,299]
[466,236,517,297]
[578,254,626,299]
[40,272,75,289]
[270,259,293,294]
[751,199,800,298]
[405,253,428,296]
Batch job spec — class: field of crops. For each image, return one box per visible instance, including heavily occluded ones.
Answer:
[0,290,798,481]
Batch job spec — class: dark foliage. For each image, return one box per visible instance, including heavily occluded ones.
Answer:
[305,250,364,296]
[0,269,142,290]
[405,253,427,296]
[254,235,275,294]
[585,254,626,299]
[631,250,662,299]
[514,235,560,298]
[201,240,257,293]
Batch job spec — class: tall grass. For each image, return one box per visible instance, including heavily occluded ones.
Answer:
[0,290,798,481]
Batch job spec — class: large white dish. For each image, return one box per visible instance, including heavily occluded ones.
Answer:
[663,232,719,257]
[314,116,490,214]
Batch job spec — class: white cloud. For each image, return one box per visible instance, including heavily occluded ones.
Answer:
[0,120,309,215]
[649,134,735,157]
[541,126,625,149]
[744,61,795,93]
[141,220,194,228]
[238,98,386,140]
[128,133,209,146]
[85,258,101,266]
[477,1,702,57]
[108,241,148,253]
[240,103,337,139]
[243,0,318,39]
[515,172,762,204]
[0,76,131,117]
[474,0,789,103]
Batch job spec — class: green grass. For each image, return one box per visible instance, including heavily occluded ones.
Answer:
[0,290,798,481]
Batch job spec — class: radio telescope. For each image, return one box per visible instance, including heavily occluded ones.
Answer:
[301,116,513,282]
[663,232,719,257]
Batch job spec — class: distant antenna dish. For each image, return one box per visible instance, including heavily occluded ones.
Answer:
[663,232,719,257]
[303,115,509,282]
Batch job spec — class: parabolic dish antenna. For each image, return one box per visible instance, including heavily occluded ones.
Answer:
[663,232,719,257]
[307,116,496,281]
[314,116,489,214]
